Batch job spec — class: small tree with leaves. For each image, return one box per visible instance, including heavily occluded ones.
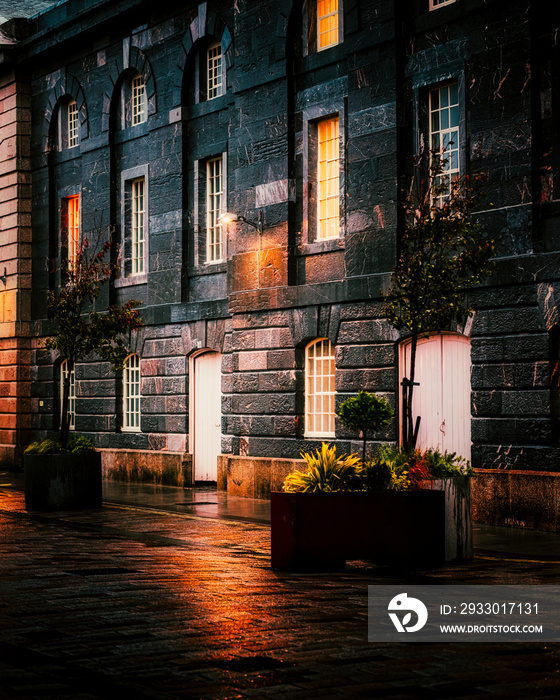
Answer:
[46,236,143,447]
[338,390,394,463]
[383,149,494,450]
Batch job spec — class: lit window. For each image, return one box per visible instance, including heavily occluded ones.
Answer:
[318,0,339,50]
[62,195,80,269]
[123,354,141,431]
[317,116,340,240]
[60,360,76,431]
[430,0,455,9]
[131,75,147,126]
[305,338,336,437]
[207,43,223,100]
[430,82,459,207]
[131,179,145,275]
[207,157,223,263]
[68,101,79,148]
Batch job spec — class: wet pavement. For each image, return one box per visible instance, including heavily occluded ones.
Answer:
[0,473,559,699]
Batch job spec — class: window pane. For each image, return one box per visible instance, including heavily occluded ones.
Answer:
[430,82,460,207]
[305,338,336,436]
[123,354,141,431]
[132,179,145,274]
[207,43,223,100]
[68,101,79,148]
[206,156,223,263]
[318,0,339,50]
[317,116,340,240]
[131,75,147,126]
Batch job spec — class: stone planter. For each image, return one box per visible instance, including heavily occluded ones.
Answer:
[417,476,473,562]
[271,477,473,571]
[24,452,102,511]
[271,490,447,570]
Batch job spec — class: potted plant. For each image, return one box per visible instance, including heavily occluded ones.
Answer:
[24,436,103,511]
[271,392,473,570]
[24,235,142,511]
[271,442,449,570]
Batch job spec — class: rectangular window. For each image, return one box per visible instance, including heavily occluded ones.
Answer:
[68,101,79,148]
[131,75,147,126]
[131,179,145,275]
[207,43,223,100]
[123,354,141,431]
[62,195,80,269]
[317,116,340,240]
[318,0,339,51]
[429,82,460,207]
[206,157,223,263]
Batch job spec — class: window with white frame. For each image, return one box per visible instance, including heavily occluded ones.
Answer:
[317,116,340,240]
[305,338,336,437]
[60,360,76,431]
[131,74,147,126]
[430,0,455,9]
[429,82,460,207]
[68,100,79,148]
[207,43,223,100]
[317,0,339,51]
[123,354,141,431]
[206,157,223,263]
[131,178,145,275]
[62,194,80,270]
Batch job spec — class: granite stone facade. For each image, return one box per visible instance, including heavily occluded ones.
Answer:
[0,0,559,525]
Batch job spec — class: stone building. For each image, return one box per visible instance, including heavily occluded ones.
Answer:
[0,0,558,528]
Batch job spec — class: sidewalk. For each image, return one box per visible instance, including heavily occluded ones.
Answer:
[0,474,559,699]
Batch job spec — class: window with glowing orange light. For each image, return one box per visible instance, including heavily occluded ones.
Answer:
[317,0,339,51]
[62,195,80,269]
[317,116,340,240]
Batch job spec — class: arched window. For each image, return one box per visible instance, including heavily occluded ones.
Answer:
[123,354,141,431]
[59,360,76,431]
[305,338,336,437]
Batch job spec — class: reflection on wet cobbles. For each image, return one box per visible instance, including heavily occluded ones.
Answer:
[0,486,558,699]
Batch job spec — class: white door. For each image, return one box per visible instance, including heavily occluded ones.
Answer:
[400,334,471,460]
[193,351,222,481]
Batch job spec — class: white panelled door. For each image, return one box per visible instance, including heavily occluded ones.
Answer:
[400,334,471,460]
[193,351,222,481]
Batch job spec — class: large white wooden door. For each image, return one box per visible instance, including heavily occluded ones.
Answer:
[193,351,222,481]
[400,334,471,460]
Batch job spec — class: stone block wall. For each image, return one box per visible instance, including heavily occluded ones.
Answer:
[1,0,559,528]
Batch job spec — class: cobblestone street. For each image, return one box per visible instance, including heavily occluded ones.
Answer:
[0,482,559,699]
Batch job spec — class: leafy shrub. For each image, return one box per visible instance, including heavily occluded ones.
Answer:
[337,391,393,462]
[24,436,95,455]
[24,439,62,455]
[281,442,471,494]
[66,436,95,454]
[282,443,361,493]
[423,449,472,477]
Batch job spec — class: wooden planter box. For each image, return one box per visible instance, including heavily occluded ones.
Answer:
[271,478,472,570]
[24,452,102,512]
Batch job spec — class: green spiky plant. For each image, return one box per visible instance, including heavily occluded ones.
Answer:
[282,443,361,493]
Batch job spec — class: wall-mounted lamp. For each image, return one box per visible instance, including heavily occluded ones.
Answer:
[0,268,6,286]
[218,211,263,235]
